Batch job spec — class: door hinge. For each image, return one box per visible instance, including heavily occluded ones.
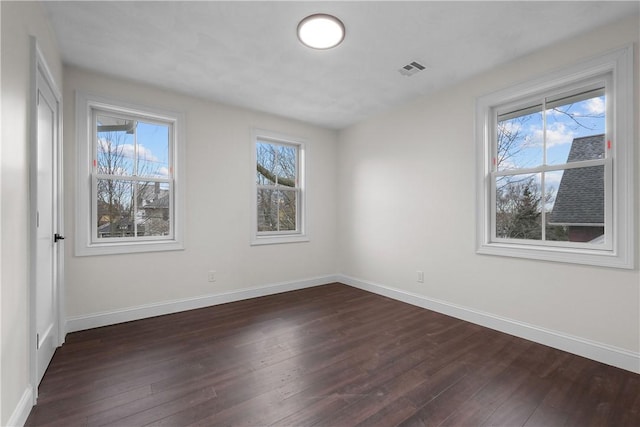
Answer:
[36,333,40,350]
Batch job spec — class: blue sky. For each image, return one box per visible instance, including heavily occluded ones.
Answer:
[498,94,605,173]
[135,122,170,178]
[97,118,170,179]
[496,93,606,214]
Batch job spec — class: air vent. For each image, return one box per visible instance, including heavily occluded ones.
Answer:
[399,61,427,77]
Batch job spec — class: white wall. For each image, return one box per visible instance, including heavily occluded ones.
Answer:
[63,67,339,321]
[337,16,639,360]
[2,8,637,425]
[0,1,62,425]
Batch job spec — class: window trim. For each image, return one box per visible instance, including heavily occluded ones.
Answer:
[251,128,308,246]
[75,92,185,256]
[475,45,634,269]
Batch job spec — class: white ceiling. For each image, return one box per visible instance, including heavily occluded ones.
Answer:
[44,1,638,130]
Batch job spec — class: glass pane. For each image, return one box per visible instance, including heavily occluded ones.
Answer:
[257,188,277,231]
[96,114,135,176]
[256,142,276,185]
[96,179,134,239]
[136,122,170,178]
[275,145,297,187]
[278,190,297,231]
[545,91,605,165]
[495,173,542,240]
[136,181,170,237]
[547,165,604,244]
[497,107,543,171]
[543,170,567,242]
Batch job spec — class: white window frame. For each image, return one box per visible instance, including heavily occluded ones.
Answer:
[75,92,185,255]
[475,45,634,269]
[251,129,308,245]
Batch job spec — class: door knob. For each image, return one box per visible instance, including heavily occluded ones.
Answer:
[54,233,65,243]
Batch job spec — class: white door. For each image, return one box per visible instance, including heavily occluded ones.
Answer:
[35,63,61,385]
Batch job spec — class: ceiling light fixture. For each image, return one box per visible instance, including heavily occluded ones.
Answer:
[297,14,345,50]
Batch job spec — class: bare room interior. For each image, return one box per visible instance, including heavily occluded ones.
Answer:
[1,1,639,426]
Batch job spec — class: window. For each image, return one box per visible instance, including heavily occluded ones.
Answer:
[76,93,184,255]
[476,46,634,268]
[251,129,307,245]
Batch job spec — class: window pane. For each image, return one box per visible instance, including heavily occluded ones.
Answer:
[495,173,542,240]
[545,90,605,165]
[497,108,543,171]
[137,181,170,237]
[256,141,299,189]
[96,179,134,238]
[136,122,170,178]
[278,189,297,231]
[543,170,568,242]
[256,142,277,185]
[97,114,135,176]
[547,165,604,243]
[275,145,297,187]
[257,188,277,231]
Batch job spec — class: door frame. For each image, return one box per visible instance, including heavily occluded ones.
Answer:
[29,36,65,403]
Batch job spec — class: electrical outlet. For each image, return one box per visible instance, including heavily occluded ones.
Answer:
[208,270,216,282]
[417,271,424,283]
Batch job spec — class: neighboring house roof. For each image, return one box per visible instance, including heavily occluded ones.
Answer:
[549,134,604,225]
[142,192,169,209]
[140,185,170,209]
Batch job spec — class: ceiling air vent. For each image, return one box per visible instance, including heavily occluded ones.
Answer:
[399,61,427,77]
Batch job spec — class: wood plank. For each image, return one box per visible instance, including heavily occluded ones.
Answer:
[24,283,640,427]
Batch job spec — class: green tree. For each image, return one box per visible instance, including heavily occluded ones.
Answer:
[496,178,543,240]
[511,184,541,239]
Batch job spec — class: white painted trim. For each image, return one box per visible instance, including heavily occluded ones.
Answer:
[29,36,64,405]
[338,274,640,374]
[250,128,308,246]
[66,275,340,333]
[74,92,186,256]
[62,273,639,373]
[6,386,33,427]
[475,44,634,269]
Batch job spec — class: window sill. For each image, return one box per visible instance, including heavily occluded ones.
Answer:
[250,234,309,246]
[75,239,184,256]
[476,242,633,269]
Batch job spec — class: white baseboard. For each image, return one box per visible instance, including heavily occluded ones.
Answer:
[338,274,640,374]
[66,275,340,333]
[6,385,33,427]
[64,273,639,374]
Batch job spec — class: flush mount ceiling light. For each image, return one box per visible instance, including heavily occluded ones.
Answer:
[297,14,345,50]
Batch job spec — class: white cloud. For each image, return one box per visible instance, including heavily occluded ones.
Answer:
[97,138,112,152]
[97,139,170,178]
[120,144,136,160]
[97,139,160,163]
[121,144,160,163]
[543,171,564,188]
[584,97,605,115]
[499,120,523,135]
[545,122,576,148]
[529,122,576,148]
[108,166,130,176]
[137,144,160,162]
[157,166,170,177]
[98,138,160,162]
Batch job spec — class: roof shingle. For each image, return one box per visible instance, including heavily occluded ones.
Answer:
[549,134,604,225]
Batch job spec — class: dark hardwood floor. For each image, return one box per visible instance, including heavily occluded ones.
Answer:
[26,283,639,426]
